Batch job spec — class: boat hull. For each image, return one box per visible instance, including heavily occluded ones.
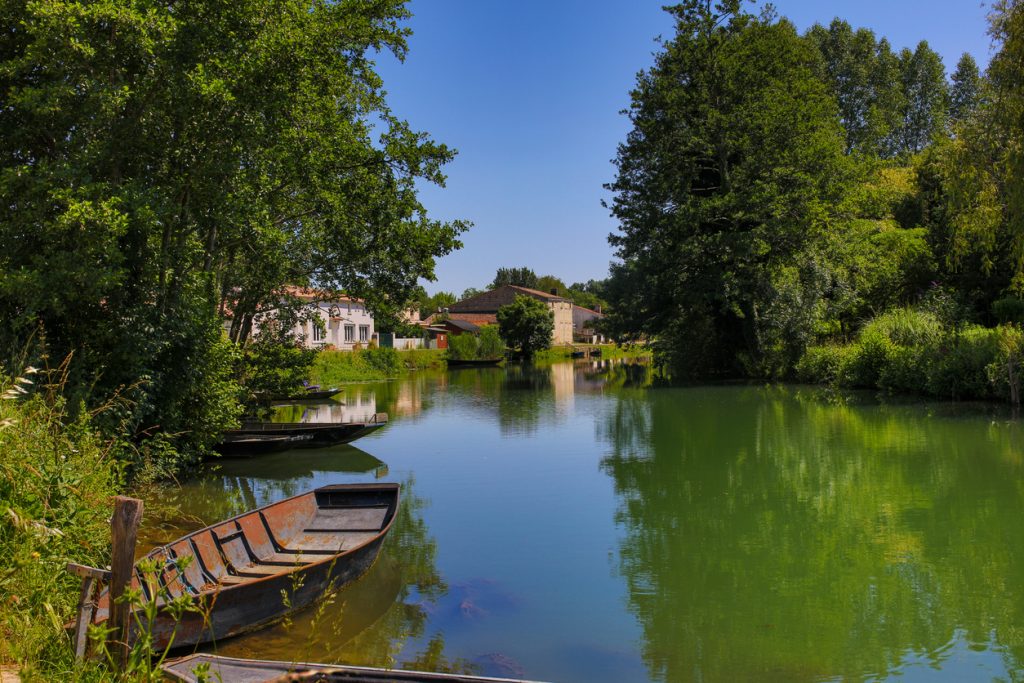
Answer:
[88,483,399,651]
[224,415,388,449]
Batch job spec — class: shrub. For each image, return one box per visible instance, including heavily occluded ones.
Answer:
[477,325,505,359]
[926,325,1001,400]
[992,297,1024,325]
[447,334,479,361]
[795,344,854,384]
[361,347,401,375]
[859,307,942,347]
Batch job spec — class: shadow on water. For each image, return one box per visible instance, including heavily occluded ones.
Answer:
[598,384,1024,682]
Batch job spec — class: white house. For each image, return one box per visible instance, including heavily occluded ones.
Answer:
[255,286,376,351]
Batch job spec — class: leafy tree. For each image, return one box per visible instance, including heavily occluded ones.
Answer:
[497,296,554,359]
[491,267,539,290]
[806,20,904,155]
[536,275,568,297]
[0,0,466,462]
[605,1,850,377]
[949,53,982,125]
[893,42,949,155]
[461,287,483,301]
[418,291,457,318]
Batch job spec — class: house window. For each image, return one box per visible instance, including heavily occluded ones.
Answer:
[312,323,324,342]
[358,325,369,342]
[344,325,355,342]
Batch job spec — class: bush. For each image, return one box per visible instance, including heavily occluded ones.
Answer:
[926,325,1001,400]
[361,347,401,375]
[447,334,479,361]
[477,325,505,359]
[795,344,855,384]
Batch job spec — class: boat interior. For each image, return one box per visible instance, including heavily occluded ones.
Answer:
[93,485,398,621]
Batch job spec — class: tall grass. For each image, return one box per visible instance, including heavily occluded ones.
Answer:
[0,365,122,680]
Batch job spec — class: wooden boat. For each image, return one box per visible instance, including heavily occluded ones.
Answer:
[76,483,399,651]
[213,433,304,457]
[163,654,548,683]
[446,358,505,367]
[224,414,388,449]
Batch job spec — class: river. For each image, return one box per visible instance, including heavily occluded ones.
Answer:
[151,360,1024,682]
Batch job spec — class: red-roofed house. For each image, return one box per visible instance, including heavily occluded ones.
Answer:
[445,285,574,345]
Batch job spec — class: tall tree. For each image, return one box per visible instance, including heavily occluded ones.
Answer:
[605,1,850,377]
[893,42,949,154]
[0,0,466,459]
[491,267,539,290]
[949,53,982,124]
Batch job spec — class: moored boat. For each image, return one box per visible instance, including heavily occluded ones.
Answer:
[446,358,505,367]
[78,483,400,651]
[212,433,304,457]
[163,653,549,683]
[223,414,388,450]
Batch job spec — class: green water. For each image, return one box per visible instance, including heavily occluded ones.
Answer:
[157,361,1024,682]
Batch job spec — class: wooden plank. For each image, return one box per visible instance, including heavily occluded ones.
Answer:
[71,575,97,660]
[107,496,143,672]
[66,562,110,581]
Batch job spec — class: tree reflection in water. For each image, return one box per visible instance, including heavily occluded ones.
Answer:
[599,385,1024,682]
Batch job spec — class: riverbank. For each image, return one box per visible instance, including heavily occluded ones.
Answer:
[310,347,447,384]
[533,343,651,363]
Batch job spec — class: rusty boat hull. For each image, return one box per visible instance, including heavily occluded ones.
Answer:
[90,483,400,650]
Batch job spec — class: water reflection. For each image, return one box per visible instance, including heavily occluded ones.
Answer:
[599,385,1024,682]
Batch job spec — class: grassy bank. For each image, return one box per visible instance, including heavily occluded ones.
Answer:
[533,343,652,363]
[310,347,446,384]
[0,368,121,681]
[796,309,1024,402]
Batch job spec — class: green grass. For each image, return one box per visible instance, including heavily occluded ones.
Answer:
[0,366,124,681]
[310,347,446,384]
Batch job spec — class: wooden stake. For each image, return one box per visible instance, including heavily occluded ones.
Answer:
[107,496,143,671]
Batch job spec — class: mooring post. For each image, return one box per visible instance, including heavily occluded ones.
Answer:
[107,496,143,671]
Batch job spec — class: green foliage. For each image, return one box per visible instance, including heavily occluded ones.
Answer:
[491,267,539,290]
[605,2,851,378]
[949,53,982,124]
[497,296,554,359]
[0,367,121,679]
[993,296,1024,324]
[536,275,568,297]
[417,290,458,319]
[0,0,466,468]
[445,326,506,361]
[446,334,479,361]
[311,348,443,384]
[797,307,1024,402]
[238,338,317,402]
[477,325,506,359]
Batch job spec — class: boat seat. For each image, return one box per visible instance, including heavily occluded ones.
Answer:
[217,575,247,586]
[304,506,388,532]
[232,563,298,578]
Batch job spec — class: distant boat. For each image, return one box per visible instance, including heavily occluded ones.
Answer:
[446,358,505,367]
[213,433,301,457]
[77,483,399,651]
[221,414,388,450]
[163,653,549,683]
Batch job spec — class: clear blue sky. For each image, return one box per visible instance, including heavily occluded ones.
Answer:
[375,0,993,297]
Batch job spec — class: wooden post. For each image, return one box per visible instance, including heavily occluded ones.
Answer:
[107,496,143,671]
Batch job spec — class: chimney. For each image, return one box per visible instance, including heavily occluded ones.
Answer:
[550,288,558,296]
[596,305,602,314]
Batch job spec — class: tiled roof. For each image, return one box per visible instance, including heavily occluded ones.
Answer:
[572,304,604,316]
[448,285,567,313]
[280,285,359,303]
[448,312,498,325]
